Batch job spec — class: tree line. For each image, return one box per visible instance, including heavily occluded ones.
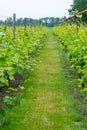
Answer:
[0,17,60,27]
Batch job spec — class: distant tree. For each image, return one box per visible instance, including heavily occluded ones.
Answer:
[16,18,24,25]
[38,17,60,27]
[6,17,13,26]
[73,0,87,11]
[68,0,87,22]
[0,17,60,27]
[0,20,4,25]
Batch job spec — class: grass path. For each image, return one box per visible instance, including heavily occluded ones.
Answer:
[0,30,85,130]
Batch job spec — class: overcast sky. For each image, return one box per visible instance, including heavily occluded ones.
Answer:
[0,0,73,20]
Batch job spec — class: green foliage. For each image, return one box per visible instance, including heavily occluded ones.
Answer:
[73,0,87,12]
[53,24,87,97]
[0,107,5,117]
[0,25,47,88]
[3,96,15,109]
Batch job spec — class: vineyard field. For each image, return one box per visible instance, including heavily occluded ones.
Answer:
[0,25,87,129]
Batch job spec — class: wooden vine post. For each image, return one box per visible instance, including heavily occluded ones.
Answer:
[30,19,32,28]
[4,20,7,32]
[13,13,16,39]
[24,18,27,32]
